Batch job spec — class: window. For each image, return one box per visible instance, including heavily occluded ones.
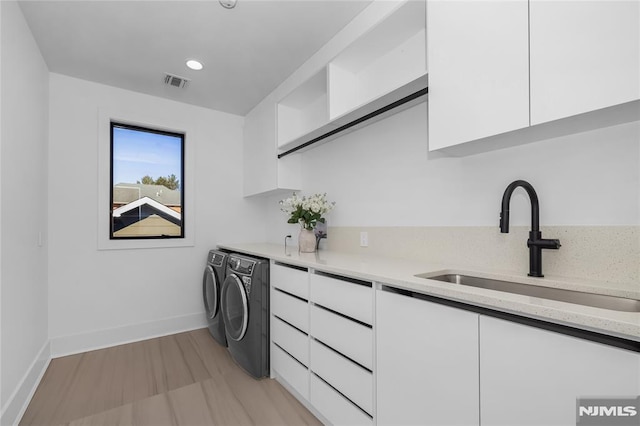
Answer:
[110,122,184,239]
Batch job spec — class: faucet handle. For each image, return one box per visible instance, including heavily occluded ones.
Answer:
[546,239,561,249]
[528,238,561,250]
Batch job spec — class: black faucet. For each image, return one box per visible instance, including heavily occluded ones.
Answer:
[499,180,561,277]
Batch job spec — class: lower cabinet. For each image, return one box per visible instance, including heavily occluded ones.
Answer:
[480,316,640,426]
[270,264,374,425]
[270,261,640,426]
[270,263,310,400]
[272,343,309,400]
[310,374,372,426]
[272,316,309,366]
[376,288,480,426]
[310,340,373,415]
[309,272,374,424]
[310,304,373,369]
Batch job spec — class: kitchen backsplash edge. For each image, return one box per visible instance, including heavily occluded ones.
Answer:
[324,226,639,291]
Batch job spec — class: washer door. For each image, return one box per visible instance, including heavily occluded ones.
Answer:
[222,274,249,341]
[203,266,220,319]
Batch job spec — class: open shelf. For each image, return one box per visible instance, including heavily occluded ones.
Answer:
[328,0,426,121]
[277,69,329,148]
[275,0,427,156]
[277,77,427,158]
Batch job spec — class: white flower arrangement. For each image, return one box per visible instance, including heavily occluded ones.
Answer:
[279,192,335,230]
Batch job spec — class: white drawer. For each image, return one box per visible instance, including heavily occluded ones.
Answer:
[271,288,309,333]
[272,344,309,400]
[310,273,372,325]
[310,305,373,370]
[272,316,309,366]
[271,263,308,299]
[310,340,373,415]
[310,374,372,426]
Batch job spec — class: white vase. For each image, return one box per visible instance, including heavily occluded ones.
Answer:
[298,228,317,253]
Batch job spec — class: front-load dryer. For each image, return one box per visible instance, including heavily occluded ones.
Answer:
[203,249,228,346]
[221,253,269,378]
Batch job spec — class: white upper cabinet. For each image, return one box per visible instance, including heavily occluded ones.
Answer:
[243,100,301,197]
[530,0,640,125]
[428,0,640,154]
[427,0,529,150]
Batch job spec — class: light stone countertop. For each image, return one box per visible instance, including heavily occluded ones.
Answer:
[218,242,640,343]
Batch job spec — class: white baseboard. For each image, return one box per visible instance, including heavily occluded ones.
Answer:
[50,312,208,358]
[0,340,51,426]
[1,313,206,425]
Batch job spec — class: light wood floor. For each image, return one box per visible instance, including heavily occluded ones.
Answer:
[20,328,321,426]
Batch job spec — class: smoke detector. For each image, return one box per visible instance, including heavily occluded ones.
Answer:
[164,73,190,89]
[219,0,237,9]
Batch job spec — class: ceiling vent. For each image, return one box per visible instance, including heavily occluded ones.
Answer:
[164,73,190,89]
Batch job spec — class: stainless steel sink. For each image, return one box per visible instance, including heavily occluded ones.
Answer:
[415,273,640,313]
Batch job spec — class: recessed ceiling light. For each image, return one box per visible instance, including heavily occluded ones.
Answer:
[186,60,203,71]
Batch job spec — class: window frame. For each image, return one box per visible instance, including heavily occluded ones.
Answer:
[109,121,186,240]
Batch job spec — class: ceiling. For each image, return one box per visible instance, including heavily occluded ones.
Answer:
[19,0,372,116]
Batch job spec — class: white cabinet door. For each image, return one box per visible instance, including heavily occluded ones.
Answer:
[271,263,308,299]
[427,0,529,150]
[480,316,640,426]
[243,101,277,197]
[310,375,372,426]
[530,0,640,125]
[272,344,309,400]
[243,101,301,197]
[310,340,373,415]
[310,273,373,325]
[310,305,373,370]
[376,290,480,426]
[271,289,309,333]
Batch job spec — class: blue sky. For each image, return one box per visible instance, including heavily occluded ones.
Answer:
[112,127,182,188]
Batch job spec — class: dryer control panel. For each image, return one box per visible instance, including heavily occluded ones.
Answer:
[228,255,256,275]
[208,250,227,267]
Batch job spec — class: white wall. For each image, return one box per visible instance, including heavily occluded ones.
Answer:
[266,102,640,239]
[48,74,267,356]
[0,1,50,423]
[0,0,3,413]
